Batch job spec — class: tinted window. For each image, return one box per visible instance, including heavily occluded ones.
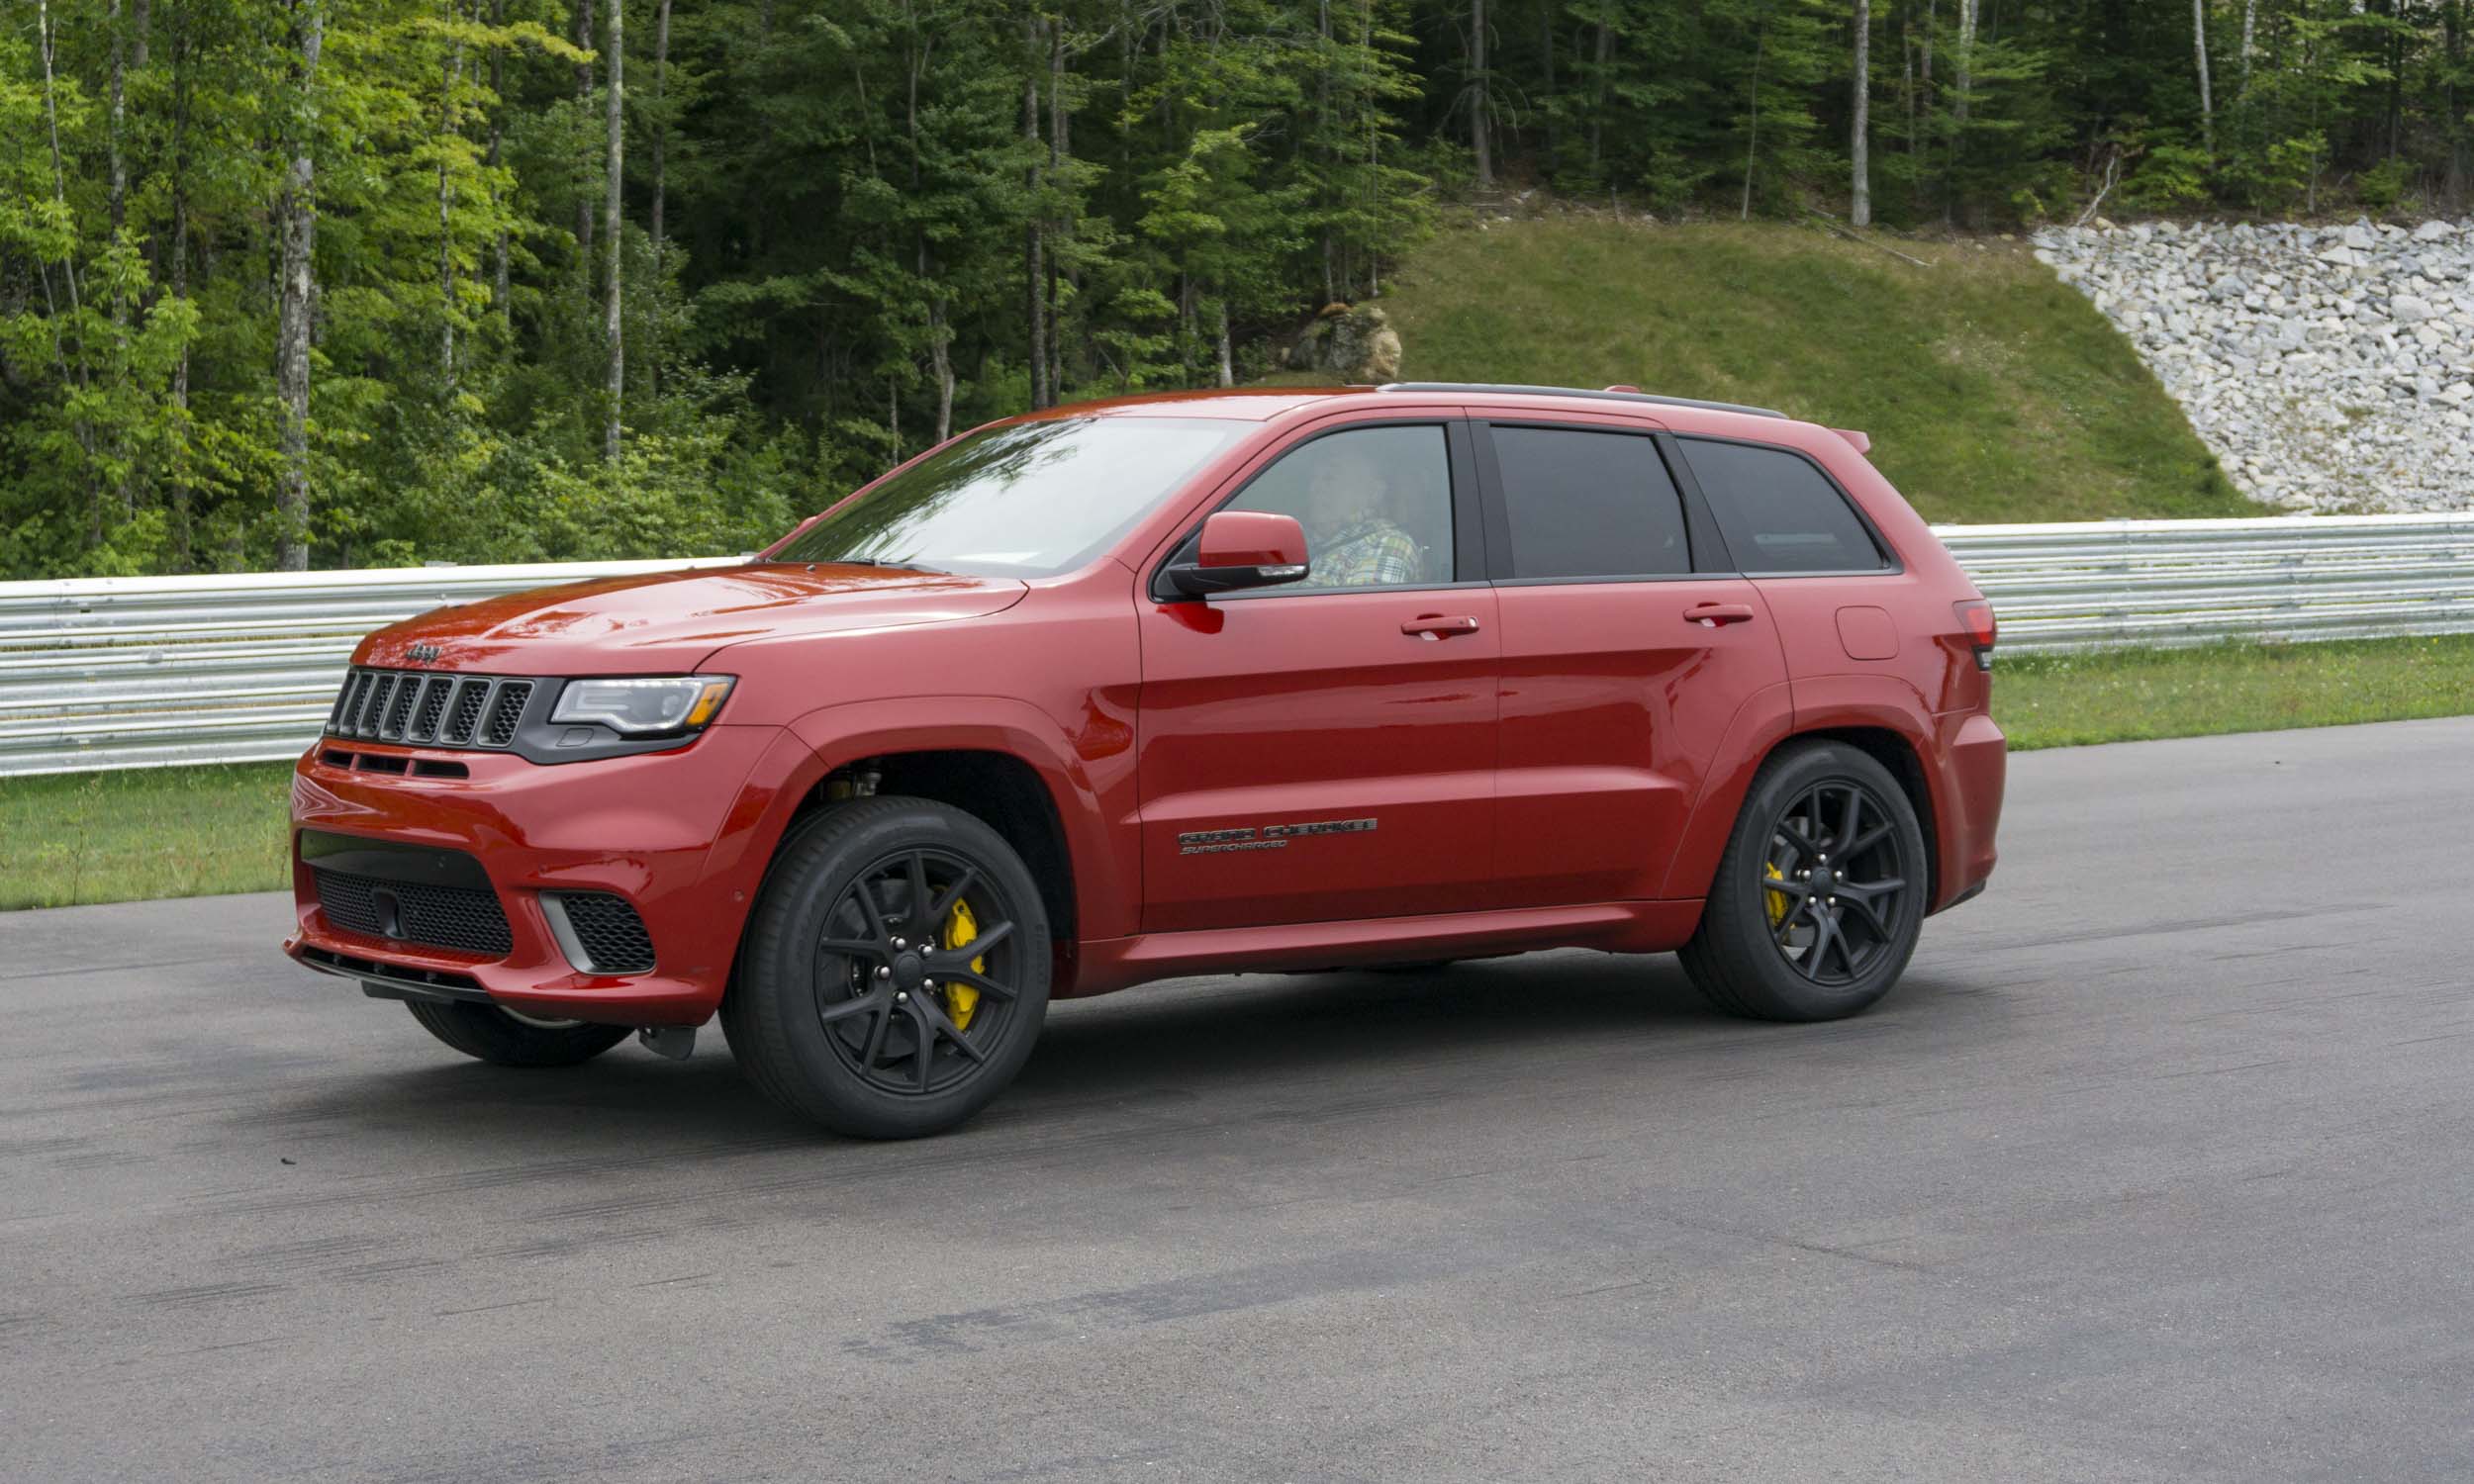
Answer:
[775,416,1244,577]
[1682,438,1887,573]
[1490,425,1689,579]
[1223,424,1455,589]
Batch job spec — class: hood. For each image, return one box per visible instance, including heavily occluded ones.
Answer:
[357,563,1029,675]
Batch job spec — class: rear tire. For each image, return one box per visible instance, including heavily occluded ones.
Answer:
[722,796,1051,1139]
[405,1000,632,1067]
[1677,740,1927,1022]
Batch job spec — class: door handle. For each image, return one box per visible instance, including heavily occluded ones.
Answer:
[1402,613,1482,639]
[1683,603,1757,627]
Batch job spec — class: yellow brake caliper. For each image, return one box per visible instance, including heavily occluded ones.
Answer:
[940,897,986,1031]
[1763,861,1790,927]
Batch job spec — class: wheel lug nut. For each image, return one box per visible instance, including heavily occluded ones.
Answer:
[897,991,908,1003]
[875,967,890,979]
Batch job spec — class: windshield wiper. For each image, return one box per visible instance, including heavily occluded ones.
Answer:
[802,555,953,576]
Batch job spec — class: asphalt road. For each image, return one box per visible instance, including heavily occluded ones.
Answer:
[7,719,2472,1482]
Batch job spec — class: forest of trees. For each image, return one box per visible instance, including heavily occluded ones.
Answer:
[7,0,2474,577]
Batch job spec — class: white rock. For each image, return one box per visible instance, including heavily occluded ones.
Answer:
[2415,220,2456,241]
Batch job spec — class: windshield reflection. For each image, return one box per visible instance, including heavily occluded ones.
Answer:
[773,417,1243,578]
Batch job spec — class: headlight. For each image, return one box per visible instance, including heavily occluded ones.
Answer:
[550,676,734,735]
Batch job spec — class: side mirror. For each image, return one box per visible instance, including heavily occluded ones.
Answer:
[1166,511,1310,598]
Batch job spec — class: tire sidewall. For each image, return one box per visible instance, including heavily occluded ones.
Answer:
[740,799,1052,1136]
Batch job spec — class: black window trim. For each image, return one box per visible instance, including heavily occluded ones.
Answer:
[1147,417,1487,603]
[1670,432,1905,579]
[1469,417,1724,587]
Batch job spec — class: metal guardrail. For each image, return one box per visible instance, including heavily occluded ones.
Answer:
[3,513,2471,777]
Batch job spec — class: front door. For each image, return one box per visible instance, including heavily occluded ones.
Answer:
[1136,419,1500,934]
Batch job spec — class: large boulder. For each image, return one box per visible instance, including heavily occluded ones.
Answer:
[1285,303,1403,383]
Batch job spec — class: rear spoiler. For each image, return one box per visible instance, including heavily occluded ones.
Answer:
[1832,428,1872,455]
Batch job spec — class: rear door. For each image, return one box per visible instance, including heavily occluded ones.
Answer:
[1134,417,1500,934]
[1478,417,1790,907]
[1669,435,1906,698]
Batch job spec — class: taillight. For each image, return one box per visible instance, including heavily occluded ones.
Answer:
[1954,599,1996,671]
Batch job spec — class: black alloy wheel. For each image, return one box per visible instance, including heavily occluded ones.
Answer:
[1676,740,1928,1023]
[811,845,1023,1097]
[1758,780,1912,987]
[724,796,1052,1139]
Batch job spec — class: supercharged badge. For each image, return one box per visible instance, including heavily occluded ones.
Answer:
[1179,817,1378,855]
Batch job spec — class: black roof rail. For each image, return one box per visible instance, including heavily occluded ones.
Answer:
[1376,381,1789,420]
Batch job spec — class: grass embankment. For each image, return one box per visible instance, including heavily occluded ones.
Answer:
[1330,215,2252,523]
[6,637,2470,910]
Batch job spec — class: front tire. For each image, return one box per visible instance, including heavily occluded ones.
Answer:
[1676,741,1927,1022]
[722,796,1052,1139]
[405,1000,632,1067]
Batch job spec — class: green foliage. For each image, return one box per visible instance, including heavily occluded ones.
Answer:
[9,0,2474,580]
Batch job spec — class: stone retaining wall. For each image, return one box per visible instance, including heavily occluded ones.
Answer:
[2034,219,2474,511]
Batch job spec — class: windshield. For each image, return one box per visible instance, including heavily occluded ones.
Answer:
[771,417,1246,577]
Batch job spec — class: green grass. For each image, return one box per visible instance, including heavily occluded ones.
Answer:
[0,762,294,910]
[4,637,2468,909]
[1995,635,2474,750]
[1337,214,2253,523]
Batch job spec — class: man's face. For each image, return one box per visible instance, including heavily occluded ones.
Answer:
[1309,452,1381,528]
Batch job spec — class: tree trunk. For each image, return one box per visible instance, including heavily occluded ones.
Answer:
[490,0,509,329]
[1952,0,1973,126]
[1539,0,1558,164]
[1853,0,1871,226]
[1742,25,1764,220]
[277,0,325,572]
[1023,21,1048,411]
[2447,1,2468,207]
[2240,0,2256,90]
[1216,301,1234,388]
[170,13,191,566]
[1470,0,1492,187]
[603,0,623,462]
[1048,20,1066,401]
[2193,0,2214,154]
[439,2,464,389]
[929,295,954,443]
[651,0,670,275]
[1589,19,1609,173]
[575,0,595,279]
[109,0,128,232]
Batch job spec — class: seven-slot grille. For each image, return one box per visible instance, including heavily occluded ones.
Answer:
[327,668,534,749]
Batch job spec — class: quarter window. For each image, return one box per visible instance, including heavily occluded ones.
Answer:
[1682,438,1888,574]
[1489,425,1690,579]
[1221,424,1456,589]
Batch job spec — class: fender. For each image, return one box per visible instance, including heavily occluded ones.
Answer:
[706,693,1139,949]
[1778,673,1969,911]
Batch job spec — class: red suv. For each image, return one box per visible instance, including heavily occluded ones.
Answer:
[286,383,2005,1137]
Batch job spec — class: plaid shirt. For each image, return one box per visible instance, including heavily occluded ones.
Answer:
[1313,517,1422,588]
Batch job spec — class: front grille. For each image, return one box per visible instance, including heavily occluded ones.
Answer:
[327,668,536,750]
[553,892,656,974]
[313,867,514,956]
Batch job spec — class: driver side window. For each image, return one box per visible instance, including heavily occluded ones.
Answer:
[1224,424,1456,591]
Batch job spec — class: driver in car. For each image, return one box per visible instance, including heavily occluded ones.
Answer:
[1302,443,1424,588]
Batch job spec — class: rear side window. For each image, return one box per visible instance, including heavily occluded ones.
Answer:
[1681,438,1887,574]
[1489,425,1690,579]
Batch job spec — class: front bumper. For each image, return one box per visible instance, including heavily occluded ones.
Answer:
[283,724,785,1026]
